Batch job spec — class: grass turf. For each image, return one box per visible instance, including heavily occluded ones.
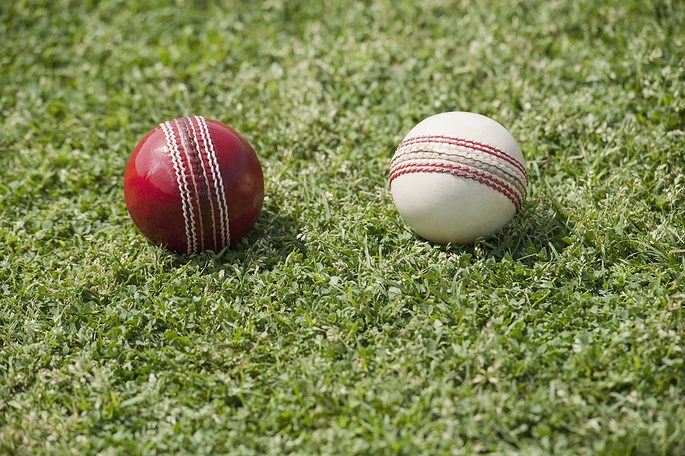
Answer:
[1,0,684,454]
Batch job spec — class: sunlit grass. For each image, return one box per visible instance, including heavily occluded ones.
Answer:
[1,0,684,453]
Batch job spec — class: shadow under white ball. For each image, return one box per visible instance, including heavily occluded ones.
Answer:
[389,112,527,244]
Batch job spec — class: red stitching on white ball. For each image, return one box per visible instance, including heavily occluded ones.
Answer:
[389,161,522,211]
[398,135,527,179]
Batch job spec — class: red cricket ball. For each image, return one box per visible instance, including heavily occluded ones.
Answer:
[124,116,264,254]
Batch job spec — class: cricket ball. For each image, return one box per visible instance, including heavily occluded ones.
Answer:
[389,112,527,244]
[124,116,264,254]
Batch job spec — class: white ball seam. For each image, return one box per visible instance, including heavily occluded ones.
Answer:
[391,150,526,198]
[389,161,523,211]
[397,135,527,179]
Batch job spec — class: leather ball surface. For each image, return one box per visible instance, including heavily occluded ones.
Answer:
[389,112,527,244]
[124,116,264,253]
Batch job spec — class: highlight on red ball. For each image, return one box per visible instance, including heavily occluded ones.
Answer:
[123,116,264,254]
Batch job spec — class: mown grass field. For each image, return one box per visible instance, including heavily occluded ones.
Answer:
[1,0,684,454]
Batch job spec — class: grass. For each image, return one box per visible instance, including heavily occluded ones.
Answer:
[1,0,684,454]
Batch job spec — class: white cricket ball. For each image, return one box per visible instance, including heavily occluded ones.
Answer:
[389,111,527,244]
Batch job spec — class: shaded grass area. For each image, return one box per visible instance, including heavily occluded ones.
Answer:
[1,0,684,454]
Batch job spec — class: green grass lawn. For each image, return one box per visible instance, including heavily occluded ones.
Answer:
[1,0,684,454]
